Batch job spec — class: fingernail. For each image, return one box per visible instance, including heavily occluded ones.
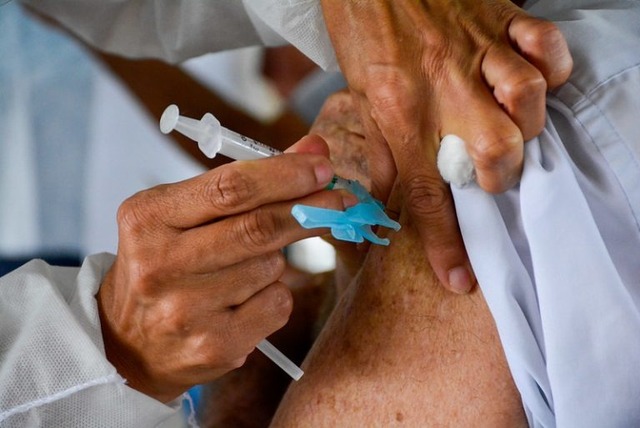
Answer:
[315,162,333,186]
[340,191,359,208]
[448,266,473,294]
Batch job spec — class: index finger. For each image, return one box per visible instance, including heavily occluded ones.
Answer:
[361,85,475,293]
[152,136,335,229]
[397,140,476,294]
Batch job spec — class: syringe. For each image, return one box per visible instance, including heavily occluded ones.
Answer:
[160,104,362,195]
[160,104,280,160]
[160,104,305,381]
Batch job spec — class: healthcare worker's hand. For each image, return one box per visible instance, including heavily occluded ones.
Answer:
[319,0,572,293]
[97,136,354,403]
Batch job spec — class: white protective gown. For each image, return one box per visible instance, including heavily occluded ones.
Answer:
[20,0,338,69]
[2,0,640,426]
[0,254,191,427]
[3,2,332,426]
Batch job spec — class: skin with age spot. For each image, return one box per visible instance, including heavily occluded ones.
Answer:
[271,208,526,426]
[267,87,527,425]
[201,87,529,427]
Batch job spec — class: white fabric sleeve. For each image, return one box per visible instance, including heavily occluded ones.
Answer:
[242,0,338,70]
[0,254,185,427]
[21,0,338,68]
[20,0,265,63]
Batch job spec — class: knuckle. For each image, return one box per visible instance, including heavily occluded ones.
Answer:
[472,132,521,169]
[426,31,450,53]
[192,318,255,372]
[126,260,161,295]
[500,71,546,104]
[266,283,294,326]
[117,186,172,237]
[472,133,523,193]
[204,167,253,210]
[403,173,450,219]
[423,43,455,81]
[117,192,152,235]
[115,191,172,287]
[260,252,287,283]
[157,297,192,334]
[238,208,283,253]
[219,352,250,373]
[365,70,418,133]
[198,346,229,371]
[520,19,573,83]
[526,19,565,51]
[323,89,355,115]
[540,24,573,79]
[204,315,240,359]
[207,349,247,372]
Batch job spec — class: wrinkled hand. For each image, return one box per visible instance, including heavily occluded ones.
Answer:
[97,137,351,402]
[309,90,390,291]
[320,0,572,293]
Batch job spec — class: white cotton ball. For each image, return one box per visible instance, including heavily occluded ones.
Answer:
[437,134,475,188]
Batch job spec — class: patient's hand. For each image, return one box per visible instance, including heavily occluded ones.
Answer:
[309,90,389,291]
[319,0,572,294]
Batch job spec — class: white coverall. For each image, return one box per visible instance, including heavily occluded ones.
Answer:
[2,0,640,426]
[3,2,329,426]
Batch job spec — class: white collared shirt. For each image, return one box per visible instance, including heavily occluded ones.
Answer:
[454,1,640,426]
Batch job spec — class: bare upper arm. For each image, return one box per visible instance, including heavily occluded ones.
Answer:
[271,210,525,427]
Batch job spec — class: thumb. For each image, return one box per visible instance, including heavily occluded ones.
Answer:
[285,134,331,157]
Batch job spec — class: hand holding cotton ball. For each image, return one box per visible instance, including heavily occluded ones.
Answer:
[437,134,475,187]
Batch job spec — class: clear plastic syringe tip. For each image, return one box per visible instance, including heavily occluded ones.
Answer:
[256,339,304,381]
[160,104,222,158]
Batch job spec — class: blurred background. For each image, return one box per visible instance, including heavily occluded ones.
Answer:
[0,1,346,277]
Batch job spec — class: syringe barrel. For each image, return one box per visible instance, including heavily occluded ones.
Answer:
[219,128,282,160]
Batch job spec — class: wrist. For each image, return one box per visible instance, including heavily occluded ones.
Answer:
[97,267,184,403]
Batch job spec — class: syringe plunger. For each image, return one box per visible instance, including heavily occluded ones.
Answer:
[160,104,222,158]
